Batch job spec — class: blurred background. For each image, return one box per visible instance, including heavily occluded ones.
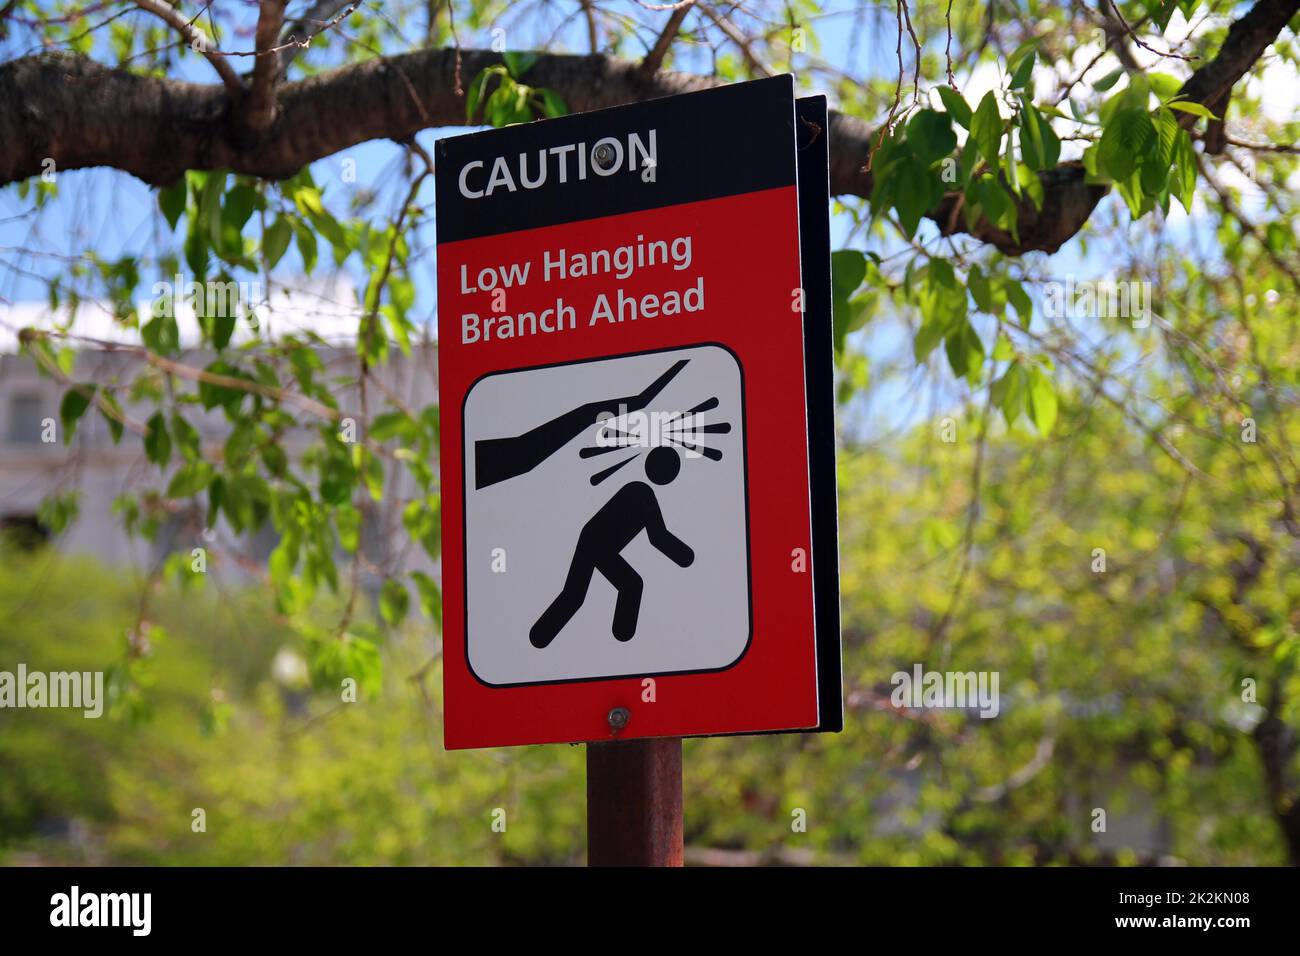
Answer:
[1,384,1293,865]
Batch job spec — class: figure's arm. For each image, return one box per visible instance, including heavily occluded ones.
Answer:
[644,499,694,568]
[475,359,689,489]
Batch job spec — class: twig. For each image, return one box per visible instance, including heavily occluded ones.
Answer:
[698,2,773,77]
[1197,152,1300,293]
[133,0,243,97]
[642,0,693,75]
[944,0,956,87]
[866,0,907,173]
[273,0,358,77]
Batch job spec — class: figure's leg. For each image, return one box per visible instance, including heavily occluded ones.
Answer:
[531,546,597,648]
[598,554,643,642]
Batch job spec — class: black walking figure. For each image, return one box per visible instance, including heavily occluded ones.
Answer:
[530,446,694,648]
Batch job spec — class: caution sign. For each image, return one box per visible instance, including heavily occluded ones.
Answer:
[436,76,841,749]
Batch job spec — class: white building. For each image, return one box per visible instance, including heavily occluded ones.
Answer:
[0,293,439,581]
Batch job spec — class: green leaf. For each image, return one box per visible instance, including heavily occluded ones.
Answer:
[990,361,1027,424]
[294,220,318,274]
[1018,162,1044,209]
[362,451,385,502]
[1009,49,1036,90]
[319,453,355,506]
[144,412,171,466]
[1018,102,1061,171]
[1027,366,1058,436]
[1093,68,1124,92]
[99,393,125,445]
[335,503,360,553]
[197,361,247,416]
[538,88,567,118]
[971,92,1004,167]
[465,68,492,122]
[968,265,1006,316]
[369,410,417,444]
[200,170,227,248]
[210,309,237,350]
[1153,108,1180,165]
[261,441,288,478]
[303,206,346,252]
[59,385,95,443]
[1005,278,1033,327]
[1148,0,1179,31]
[307,630,381,697]
[1165,99,1218,120]
[141,313,180,357]
[832,248,863,300]
[944,319,985,380]
[223,420,255,467]
[402,496,441,561]
[913,262,967,361]
[906,110,957,165]
[221,184,258,235]
[1171,129,1198,212]
[167,461,214,499]
[936,85,972,129]
[379,578,410,627]
[411,570,443,630]
[37,492,80,536]
[1147,72,1183,101]
[893,154,939,237]
[503,51,539,79]
[158,180,187,230]
[263,216,292,268]
[914,316,946,362]
[171,412,201,462]
[1096,108,1156,182]
[975,174,1014,230]
[831,249,868,353]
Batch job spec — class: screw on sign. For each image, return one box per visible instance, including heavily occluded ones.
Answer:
[608,707,630,732]
[434,77,843,865]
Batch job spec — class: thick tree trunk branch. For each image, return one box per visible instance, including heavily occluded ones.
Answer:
[0,0,1294,256]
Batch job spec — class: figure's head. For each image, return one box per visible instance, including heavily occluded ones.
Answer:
[645,447,681,485]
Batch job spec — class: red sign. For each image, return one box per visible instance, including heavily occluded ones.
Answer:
[435,77,839,749]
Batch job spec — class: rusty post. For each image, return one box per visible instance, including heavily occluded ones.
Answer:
[586,737,684,866]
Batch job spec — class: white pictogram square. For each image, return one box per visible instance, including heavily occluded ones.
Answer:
[463,343,751,686]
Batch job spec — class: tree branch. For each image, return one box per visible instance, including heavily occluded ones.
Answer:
[133,0,243,98]
[245,0,288,133]
[276,0,357,79]
[642,1,693,76]
[1176,0,1299,120]
[699,3,774,77]
[1,0,1294,257]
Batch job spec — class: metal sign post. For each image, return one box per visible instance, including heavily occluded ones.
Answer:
[586,737,683,866]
